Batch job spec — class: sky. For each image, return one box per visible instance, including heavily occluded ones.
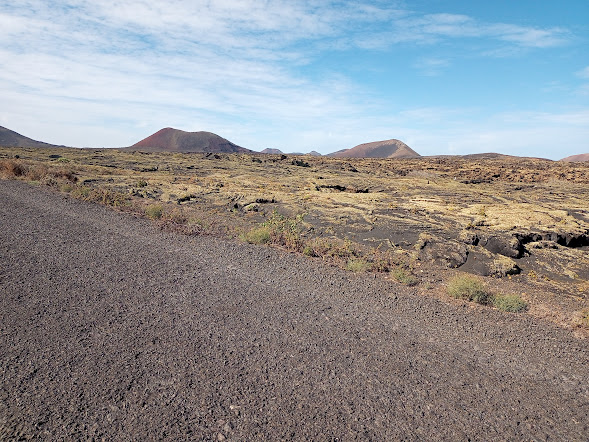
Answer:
[1,0,588,158]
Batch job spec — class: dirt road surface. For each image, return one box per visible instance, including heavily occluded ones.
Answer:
[1,180,587,440]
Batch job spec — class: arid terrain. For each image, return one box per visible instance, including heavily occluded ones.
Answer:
[1,179,588,440]
[1,145,588,331]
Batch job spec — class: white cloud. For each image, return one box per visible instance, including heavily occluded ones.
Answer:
[0,0,583,156]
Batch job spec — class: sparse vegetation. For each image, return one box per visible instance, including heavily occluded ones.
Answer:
[145,204,164,219]
[391,267,418,286]
[346,258,371,273]
[261,210,304,250]
[492,294,528,313]
[241,226,271,245]
[3,146,589,326]
[447,275,492,305]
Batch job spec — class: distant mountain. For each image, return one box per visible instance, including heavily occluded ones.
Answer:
[260,148,283,154]
[0,126,63,148]
[560,153,589,162]
[428,153,552,161]
[328,139,419,159]
[260,148,322,156]
[128,128,252,153]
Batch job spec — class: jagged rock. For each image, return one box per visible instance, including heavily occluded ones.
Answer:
[418,236,469,268]
[481,235,523,258]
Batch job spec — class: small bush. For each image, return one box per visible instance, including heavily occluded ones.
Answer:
[145,204,164,219]
[241,227,271,244]
[71,185,91,198]
[302,244,316,257]
[346,258,371,273]
[51,167,77,182]
[88,188,129,207]
[392,267,418,286]
[25,165,49,181]
[136,179,148,188]
[447,275,491,305]
[492,294,528,313]
[60,183,74,193]
[0,159,28,177]
[261,210,304,250]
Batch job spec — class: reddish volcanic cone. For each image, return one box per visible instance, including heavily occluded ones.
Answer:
[329,139,420,158]
[129,128,252,153]
[561,153,589,162]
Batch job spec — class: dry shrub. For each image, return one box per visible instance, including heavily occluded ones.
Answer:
[51,167,77,182]
[0,159,28,177]
[145,204,164,219]
[25,165,49,181]
[447,275,492,305]
[241,227,271,244]
[81,187,129,207]
[492,294,528,313]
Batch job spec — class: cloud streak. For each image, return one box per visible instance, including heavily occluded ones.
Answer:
[0,0,584,156]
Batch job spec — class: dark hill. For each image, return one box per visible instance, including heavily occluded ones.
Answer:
[128,128,252,153]
[0,126,62,148]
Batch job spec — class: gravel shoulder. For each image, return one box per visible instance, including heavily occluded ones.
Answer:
[0,179,588,440]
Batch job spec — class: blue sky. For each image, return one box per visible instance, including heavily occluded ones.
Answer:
[1,0,588,158]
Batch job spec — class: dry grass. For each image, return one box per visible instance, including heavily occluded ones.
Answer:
[2,146,588,328]
[447,275,492,305]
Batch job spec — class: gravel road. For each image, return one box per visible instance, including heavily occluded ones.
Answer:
[0,179,588,440]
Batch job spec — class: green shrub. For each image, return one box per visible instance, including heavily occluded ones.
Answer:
[302,244,316,257]
[447,275,491,304]
[241,227,271,244]
[136,179,148,188]
[59,183,74,193]
[71,185,91,198]
[492,294,528,313]
[392,267,418,286]
[145,204,164,219]
[346,258,371,273]
[261,210,304,250]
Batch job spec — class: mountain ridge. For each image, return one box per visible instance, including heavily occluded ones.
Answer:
[0,126,64,148]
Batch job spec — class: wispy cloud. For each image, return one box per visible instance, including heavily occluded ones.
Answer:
[413,57,451,76]
[0,0,582,154]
